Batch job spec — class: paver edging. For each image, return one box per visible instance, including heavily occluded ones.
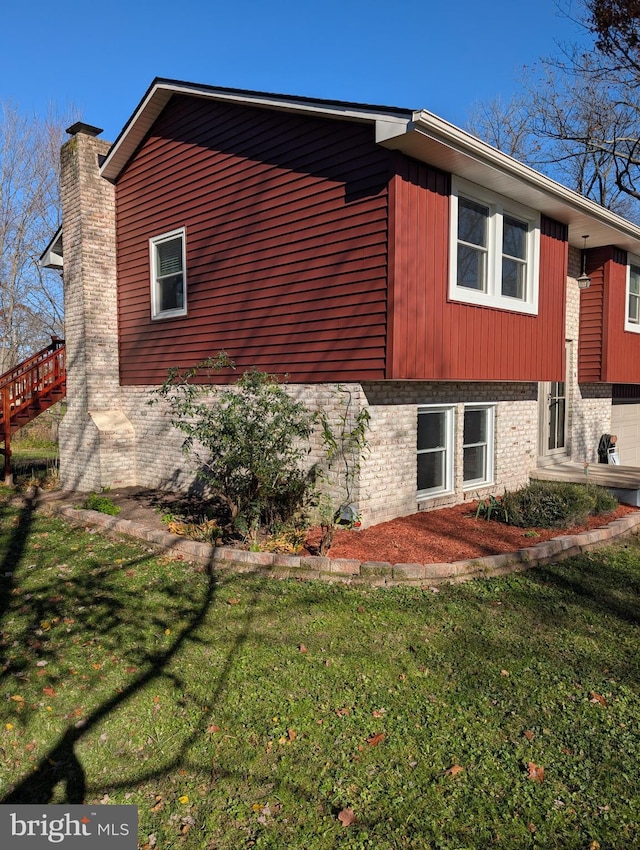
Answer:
[42,499,640,586]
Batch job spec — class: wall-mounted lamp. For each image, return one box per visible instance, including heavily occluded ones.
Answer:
[577,234,591,289]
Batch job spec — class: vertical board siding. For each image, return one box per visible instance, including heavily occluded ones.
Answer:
[601,248,640,382]
[388,160,567,381]
[577,246,640,383]
[116,96,392,384]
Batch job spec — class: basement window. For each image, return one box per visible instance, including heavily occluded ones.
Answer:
[417,406,455,498]
[463,404,495,488]
[150,228,187,319]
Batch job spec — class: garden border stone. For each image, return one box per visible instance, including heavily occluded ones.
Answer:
[37,492,640,586]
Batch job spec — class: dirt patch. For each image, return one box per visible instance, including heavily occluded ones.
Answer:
[47,487,638,565]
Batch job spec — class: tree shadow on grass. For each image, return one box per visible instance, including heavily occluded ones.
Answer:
[0,491,37,622]
[0,547,223,804]
[0,487,238,805]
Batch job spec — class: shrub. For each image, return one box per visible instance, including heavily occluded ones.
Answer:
[476,481,617,529]
[154,356,317,535]
[82,493,121,516]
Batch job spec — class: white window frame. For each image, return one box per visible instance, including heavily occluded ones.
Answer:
[462,404,495,490]
[417,405,455,499]
[449,177,540,315]
[625,254,640,333]
[150,227,187,320]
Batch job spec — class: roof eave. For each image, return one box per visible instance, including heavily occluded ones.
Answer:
[39,226,63,270]
[99,78,412,182]
[378,110,640,253]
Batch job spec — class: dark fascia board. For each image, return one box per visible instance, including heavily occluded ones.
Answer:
[99,77,413,182]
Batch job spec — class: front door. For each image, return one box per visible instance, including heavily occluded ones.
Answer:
[539,345,570,464]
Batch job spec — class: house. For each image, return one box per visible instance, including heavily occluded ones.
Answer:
[48,78,640,526]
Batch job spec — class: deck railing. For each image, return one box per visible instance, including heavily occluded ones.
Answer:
[0,338,66,480]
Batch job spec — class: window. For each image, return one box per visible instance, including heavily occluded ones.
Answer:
[625,256,640,333]
[150,228,187,319]
[417,406,454,497]
[450,178,540,314]
[463,405,495,488]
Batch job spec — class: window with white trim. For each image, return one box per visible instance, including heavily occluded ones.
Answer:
[463,404,495,488]
[150,228,187,319]
[625,256,640,332]
[450,178,540,314]
[417,406,454,497]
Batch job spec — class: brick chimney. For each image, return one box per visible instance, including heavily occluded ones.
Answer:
[58,123,136,491]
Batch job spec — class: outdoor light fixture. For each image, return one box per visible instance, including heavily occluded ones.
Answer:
[577,234,591,289]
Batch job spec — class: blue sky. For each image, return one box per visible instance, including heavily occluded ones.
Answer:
[3,0,588,141]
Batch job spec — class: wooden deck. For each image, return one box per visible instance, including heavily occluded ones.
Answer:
[531,462,640,506]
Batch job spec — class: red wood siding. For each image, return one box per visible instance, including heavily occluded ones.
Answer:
[116,95,392,384]
[387,159,567,381]
[578,247,640,383]
[578,247,609,382]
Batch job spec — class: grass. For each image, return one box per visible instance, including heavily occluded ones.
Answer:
[0,487,638,849]
[10,442,59,489]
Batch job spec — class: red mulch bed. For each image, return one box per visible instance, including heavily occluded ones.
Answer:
[306,501,638,565]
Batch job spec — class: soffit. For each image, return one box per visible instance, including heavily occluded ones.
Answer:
[381,112,640,253]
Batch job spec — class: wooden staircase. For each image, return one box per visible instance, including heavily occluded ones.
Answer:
[0,338,66,481]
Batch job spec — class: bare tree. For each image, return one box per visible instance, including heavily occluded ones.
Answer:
[467,1,640,219]
[0,103,75,373]
[467,60,640,219]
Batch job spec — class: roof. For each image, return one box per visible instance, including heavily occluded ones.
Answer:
[39,226,63,270]
[93,77,640,254]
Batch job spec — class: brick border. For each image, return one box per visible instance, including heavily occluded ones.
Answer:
[42,498,640,586]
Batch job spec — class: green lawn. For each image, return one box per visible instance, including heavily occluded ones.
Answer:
[0,488,638,849]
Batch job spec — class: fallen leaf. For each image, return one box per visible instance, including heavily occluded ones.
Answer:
[590,692,607,706]
[178,795,189,805]
[500,669,510,677]
[227,599,240,606]
[372,709,386,718]
[287,728,296,741]
[523,729,535,741]
[10,695,24,703]
[367,733,385,746]
[299,644,308,653]
[207,724,221,734]
[527,762,545,782]
[335,707,351,717]
[338,808,357,827]
[445,764,464,777]
[150,798,164,813]
[42,686,56,698]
